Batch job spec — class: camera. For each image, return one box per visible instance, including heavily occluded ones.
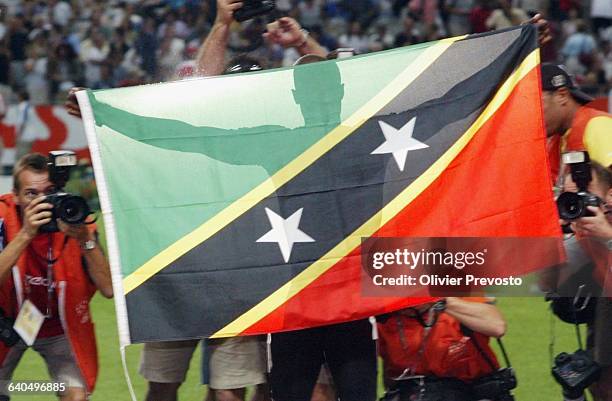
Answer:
[471,368,517,401]
[0,308,19,347]
[552,350,601,400]
[557,151,603,221]
[233,0,275,22]
[39,151,92,233]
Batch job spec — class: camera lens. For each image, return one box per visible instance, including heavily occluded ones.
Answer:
[557,192,585,220]
[57,195,90,224]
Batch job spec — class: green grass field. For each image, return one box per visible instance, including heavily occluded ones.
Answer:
[11,297,579,401]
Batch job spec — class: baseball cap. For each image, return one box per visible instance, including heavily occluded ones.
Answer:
[541,63,593,104]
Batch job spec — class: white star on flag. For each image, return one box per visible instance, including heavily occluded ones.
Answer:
[371,117,429,171]
[256,207,315,263]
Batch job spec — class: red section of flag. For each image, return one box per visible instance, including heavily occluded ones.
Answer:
[241,65,562,335]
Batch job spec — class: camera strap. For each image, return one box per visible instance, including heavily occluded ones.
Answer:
[393,302,445,401]
[28,235,68,266]
[572,285,591,351]
[45,246,53,319]
[24,235,69,319]
[461,325,512,370]
[548,286,591,367]
[549,307,557,368]
[394,301,446,379]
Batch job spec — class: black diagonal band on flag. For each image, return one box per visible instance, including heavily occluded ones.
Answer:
[126,27,537,342]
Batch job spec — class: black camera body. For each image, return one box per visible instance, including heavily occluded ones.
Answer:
[557,151,603,221]
[233,0,275,22]
[471,368,517,401]
[557,191,602,221]
[552,350,601,399]
[41,192,92,233]
[39,151,91,233]
[0,308,19,347]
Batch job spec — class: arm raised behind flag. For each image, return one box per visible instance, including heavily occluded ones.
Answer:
[263,17,327,59]
[195,0,326,77]
[527,13,552,47]
[195,0,243,77]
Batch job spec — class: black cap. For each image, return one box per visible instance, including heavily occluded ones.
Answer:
[541,63,593,104]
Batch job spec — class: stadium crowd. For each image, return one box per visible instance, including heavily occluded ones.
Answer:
[0,0,610,107]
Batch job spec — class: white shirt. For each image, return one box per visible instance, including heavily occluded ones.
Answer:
[592,0,612,19]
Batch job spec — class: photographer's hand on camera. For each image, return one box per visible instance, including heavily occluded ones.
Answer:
[0,196,53,284]
[20,196,53,240]
[216,0,243,26]
[57,220,91,243]
[572,206,612,240]
[195,0,243,76]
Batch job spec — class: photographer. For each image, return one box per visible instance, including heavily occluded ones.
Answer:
[377,297,511,401]
[543,160,611,401]
[557,160,610,286]
[0,153,112,401]
[570,164,612,241]
[564,162,612,401]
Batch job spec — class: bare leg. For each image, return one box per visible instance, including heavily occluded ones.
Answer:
[215,388,246,401]
[250,383,271,401]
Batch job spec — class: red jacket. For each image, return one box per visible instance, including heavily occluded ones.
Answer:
[0,194,99,392]
[378,304,499,382]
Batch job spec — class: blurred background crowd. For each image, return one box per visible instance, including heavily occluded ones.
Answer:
[0,0,610,107]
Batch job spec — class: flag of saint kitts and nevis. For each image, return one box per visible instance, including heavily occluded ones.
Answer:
[78,25,562,346]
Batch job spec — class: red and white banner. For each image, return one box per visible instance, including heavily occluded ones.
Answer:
[0,105,89,166]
